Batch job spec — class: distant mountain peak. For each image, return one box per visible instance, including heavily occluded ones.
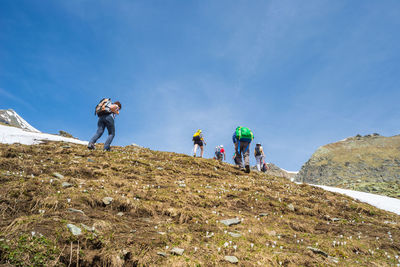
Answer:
[0,109,40,133]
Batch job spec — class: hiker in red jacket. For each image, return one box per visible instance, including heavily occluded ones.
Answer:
[215,145,226,161]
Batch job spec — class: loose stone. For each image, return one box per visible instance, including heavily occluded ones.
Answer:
[53,172,64,179]
[102,197,113,205]
[62,182,73,188]
[224,256,239,264]
[287,203,295,212]
[170,247,184,256]
[67,208,85,215]
[157,252,167,257]
[307,247,328,257]
[228,232,242,238]
[220,218,241,226]
[67,224,82,236]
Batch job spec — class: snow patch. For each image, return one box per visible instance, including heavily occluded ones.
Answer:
[310,184,400,216]
[282,169,298,174]
[0,124,87,145]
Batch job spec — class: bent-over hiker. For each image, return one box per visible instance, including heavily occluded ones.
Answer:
[215,145,226,161]
[88,98,121,151]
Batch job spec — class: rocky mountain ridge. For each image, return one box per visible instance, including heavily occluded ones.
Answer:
[295,134,400,199]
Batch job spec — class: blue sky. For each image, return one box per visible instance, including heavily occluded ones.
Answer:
[1,0,399,170]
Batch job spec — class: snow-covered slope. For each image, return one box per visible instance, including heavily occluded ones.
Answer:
[0,109,40,132]
[0,124,87,145]
[311,184,400,216]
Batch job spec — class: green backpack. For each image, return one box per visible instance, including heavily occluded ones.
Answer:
[236,127,254,141]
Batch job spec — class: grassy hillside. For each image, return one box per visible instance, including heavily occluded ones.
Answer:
[296,134,400,199]
[0,142,399,266]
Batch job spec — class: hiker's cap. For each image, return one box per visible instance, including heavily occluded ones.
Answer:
[220,145,223,148]
[114,101,121,109]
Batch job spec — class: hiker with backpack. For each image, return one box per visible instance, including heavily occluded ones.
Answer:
[232,126,254,173]
[88,98,121,151]
[192,129,206,157]
[254,143,267,172]
[214,145,226,161]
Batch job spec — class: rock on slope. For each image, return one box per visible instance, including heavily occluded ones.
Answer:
[295,134,400,199]
[0,142,399,266]
[265,163,297,180]
[251,163,297,180]
[0,109,40,132]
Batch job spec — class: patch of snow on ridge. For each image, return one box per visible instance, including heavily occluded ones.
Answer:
[311,184,400,216]
[0,124,88,145]
[281,168,298,174]
[0,109,40,132]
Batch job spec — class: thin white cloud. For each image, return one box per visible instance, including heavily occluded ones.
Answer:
[0,88,35,110]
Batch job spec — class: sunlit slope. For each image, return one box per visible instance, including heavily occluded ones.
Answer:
[296,134,400,199]
[0,142,399,266]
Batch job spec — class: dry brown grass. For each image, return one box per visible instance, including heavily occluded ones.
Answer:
[0,142,399,266]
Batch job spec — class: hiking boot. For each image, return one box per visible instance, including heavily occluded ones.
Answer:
[245,165,250,173]
[87,143,95,150]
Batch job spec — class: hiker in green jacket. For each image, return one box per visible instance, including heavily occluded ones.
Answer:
[232,126,254,173]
